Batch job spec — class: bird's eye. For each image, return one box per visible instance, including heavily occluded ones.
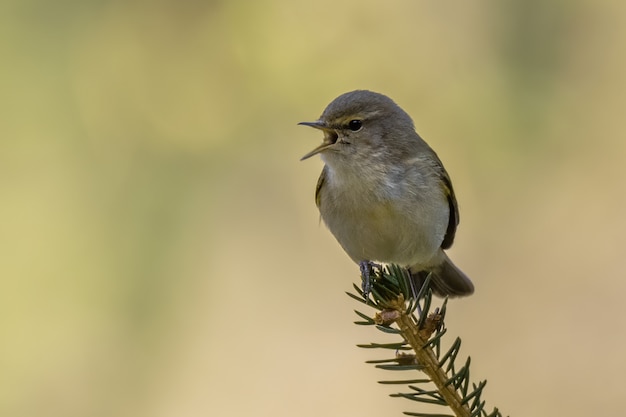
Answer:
[347,119,362,131]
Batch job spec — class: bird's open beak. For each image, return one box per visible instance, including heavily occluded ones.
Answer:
[298,120,327,130]
[298,120,337,161]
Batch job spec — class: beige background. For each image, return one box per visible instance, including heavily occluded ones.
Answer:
[1,1,625,416]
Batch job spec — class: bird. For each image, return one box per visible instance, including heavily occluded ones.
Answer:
[299,90,474,297]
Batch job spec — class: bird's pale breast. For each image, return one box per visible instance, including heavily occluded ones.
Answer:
[319,171,449,268]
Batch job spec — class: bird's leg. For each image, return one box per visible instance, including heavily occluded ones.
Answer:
[359,260,376,300]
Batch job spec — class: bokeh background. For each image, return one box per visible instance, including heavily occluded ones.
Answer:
[2,0,625,416]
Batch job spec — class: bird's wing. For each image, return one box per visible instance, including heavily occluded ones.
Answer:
[439,168,459,250]
[314,165,327,209]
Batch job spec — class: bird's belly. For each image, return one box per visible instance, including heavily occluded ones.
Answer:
[323,201,440,267]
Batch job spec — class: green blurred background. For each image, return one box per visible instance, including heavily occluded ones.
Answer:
[1,0,625,416]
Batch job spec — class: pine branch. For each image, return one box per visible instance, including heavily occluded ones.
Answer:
[349,265,505,417]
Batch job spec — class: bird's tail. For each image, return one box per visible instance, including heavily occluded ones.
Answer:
[410,253,474,297]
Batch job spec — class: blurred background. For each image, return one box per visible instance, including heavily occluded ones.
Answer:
[1,0,625,416]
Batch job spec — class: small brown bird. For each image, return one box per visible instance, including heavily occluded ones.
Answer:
[299,90,474,297]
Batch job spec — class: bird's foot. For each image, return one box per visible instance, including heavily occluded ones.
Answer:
[359,260,381,300]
